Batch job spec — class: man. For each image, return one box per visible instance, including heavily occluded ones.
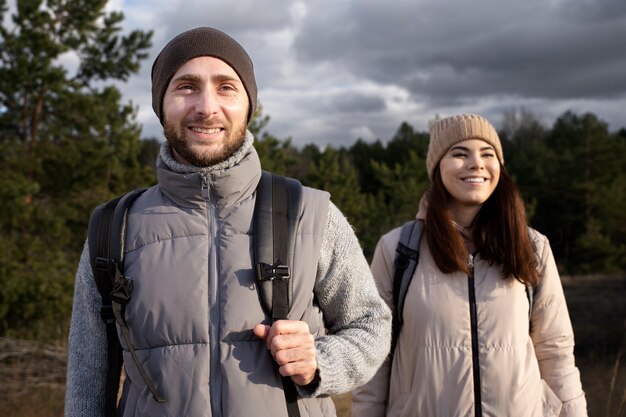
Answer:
[64,27,391,417]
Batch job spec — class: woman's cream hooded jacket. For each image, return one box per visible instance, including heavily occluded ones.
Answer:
[352,207,587,417]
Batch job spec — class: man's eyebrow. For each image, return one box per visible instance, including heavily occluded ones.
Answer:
[169,73,242,84]
[212,73,243,84]
[170,73,202,83]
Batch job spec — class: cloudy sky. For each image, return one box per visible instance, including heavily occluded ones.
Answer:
[103,0,626,147]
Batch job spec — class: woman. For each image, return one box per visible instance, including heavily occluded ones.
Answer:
[352,114,587,417]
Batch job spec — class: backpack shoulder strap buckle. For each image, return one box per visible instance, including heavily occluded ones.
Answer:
[100,305,115,323]
[94,256,115,273]
[395,241,419,263]
[256,259,290,282]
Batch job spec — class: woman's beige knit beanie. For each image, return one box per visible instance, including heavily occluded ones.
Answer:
[426,113,504,179]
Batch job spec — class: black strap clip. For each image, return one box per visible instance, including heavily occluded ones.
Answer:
[95,257,121,322]
[256,259,290,282]
[100,305,115,323]
[396,242,418,262]
[95,256,115,273]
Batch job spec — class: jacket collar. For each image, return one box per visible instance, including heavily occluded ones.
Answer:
[155,131,262,209]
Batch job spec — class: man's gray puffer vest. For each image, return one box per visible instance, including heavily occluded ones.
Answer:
[115,146,334,417]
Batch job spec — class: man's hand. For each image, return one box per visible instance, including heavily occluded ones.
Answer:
[253,320,318,386]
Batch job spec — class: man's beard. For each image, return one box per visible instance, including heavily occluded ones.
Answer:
[163,115,247,167]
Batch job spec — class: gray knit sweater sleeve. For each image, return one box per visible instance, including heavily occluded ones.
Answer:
[65,242,107,417]
[298,202,392,397]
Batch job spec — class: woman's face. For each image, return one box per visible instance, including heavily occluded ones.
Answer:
[438,139,501,222]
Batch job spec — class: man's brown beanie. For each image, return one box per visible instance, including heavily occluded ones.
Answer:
[151,27,258,125]
[426,114,504,179]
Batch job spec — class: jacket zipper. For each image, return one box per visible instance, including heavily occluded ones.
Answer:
[203,178,222,417]
[468,253,483,417]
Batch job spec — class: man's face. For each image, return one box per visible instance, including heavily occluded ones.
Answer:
[162,56,249,167]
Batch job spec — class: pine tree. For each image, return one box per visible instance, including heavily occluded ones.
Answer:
[0,0,153,341]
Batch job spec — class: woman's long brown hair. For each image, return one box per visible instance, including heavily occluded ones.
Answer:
[424,165,539,286]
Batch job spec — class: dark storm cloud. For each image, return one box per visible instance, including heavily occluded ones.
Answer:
[563,0,626,21]
[153,1,294,38]
[324,93,386,113]
[292,0,626,105]
[119,0,626,145]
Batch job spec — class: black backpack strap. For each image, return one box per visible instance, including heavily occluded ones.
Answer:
[391,220,424,356]
[254,171,302,318]
[89,195,126,417]
[526,285,534,331]
[88,188,164,415]
[526,226,541,333]
[254,170,303,417]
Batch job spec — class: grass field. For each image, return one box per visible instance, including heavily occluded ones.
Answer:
[2,275,624,417]
[560,274,626,417]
